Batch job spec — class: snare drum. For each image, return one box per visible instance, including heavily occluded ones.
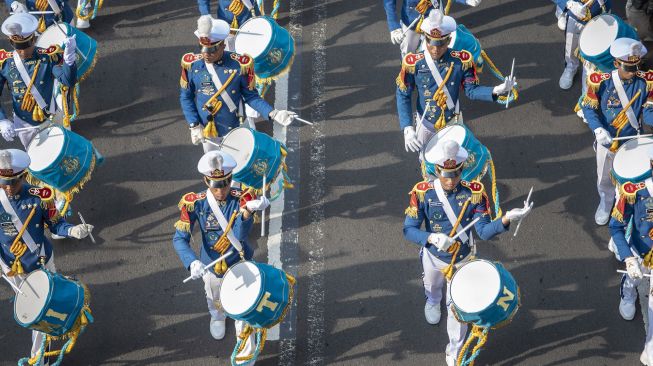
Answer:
[611,136,653,185]
[36,22,98,81]
[422,125,490,181]
[221,127,289,191]
[450,259,520,328]
[219,261,293,329]
[450,24,483,68]
[234,16,295,82]
[14,270,88,336]
[580,14,638,72]
[27,125,99,196]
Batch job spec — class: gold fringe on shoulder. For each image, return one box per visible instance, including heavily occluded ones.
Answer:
[174,220,191,232]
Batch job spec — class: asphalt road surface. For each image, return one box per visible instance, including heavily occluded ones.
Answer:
[0,1,647,365]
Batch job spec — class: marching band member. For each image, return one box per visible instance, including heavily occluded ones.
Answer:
[581,37,653,225]
[172,150,269,354]
[0,149,93,365]
[0,13,77,148]
[403,140,532,366]
[609,148,653,365]
[555,0,611,90]
[5,0,74,30]
[383,0,482,57]
[395,10,515,154]
[179,16,296,153]
[197,0,261,51]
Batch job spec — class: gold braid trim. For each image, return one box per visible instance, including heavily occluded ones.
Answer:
[174,220,191,233]
[7,206,37,276]
[441,198,472,281]
[212,210,241,274]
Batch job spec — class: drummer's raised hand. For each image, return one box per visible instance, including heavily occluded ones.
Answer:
[493,75,516,96]
[63,35,77,66]
[68,224,94,239]
[9,2,27,13]
[0,120,15,142]
[246,196,270,212]
[502,201,534,225]
[190,124,205,145]
[270,109,297,127]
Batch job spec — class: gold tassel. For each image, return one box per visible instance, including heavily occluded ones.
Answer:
[174,220,191,233]
[203,120,218,138]
[37,16,46,33]
[405,206,418,218]
[643,248,653,269]
[32,105,46,122]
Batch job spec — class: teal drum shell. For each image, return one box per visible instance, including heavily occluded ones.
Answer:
[450,24,483,68]
[14,270,85,336]
[611,137,653,185]
[579,14,638,73]
[451,260,520,329]
[220,261,292,329]
[27,126,97,193]
[35,22,97,80]
[422,125,490,182]
[222,127,286,190]
[235,16,295,80]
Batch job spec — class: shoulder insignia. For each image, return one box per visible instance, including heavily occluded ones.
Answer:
[231,52,255,90]
[450,50,473,70]
[461,180,485,204]
[0,49,12,66]
[181,53,202,70]
[397,52,425,92]
[406,181,433,218]
[638,70,653,92]
[28,187,53,201]
[37,45,62,55]
[613,181,646,222]
[231,52,253,66]
[587,72,610,90]
[177,192,206,212]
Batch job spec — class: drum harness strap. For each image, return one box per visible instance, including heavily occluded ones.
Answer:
[13,54,52,123]
[424,51,458,130]
[5,205,37,276]
[609,89,641,152]
[206,189,246,272]
[440,197,472,281]
[202,66,238,139]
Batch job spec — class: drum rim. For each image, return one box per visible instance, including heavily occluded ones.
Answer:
[219,261,265,316]
[27,126,67,172]
[450,259,502,314]
[612,137,653,181]
[234,16,275,58]
[579,14,621,57]
[240,16,295,79]
[14,270,53,326]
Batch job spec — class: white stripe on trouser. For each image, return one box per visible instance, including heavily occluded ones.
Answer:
[621,268,653,361]
[1,255,56,364]
[564,17,584,71]
[595,142,616,205]
[421,248,467,360]
[400,22,422,57]
[202,271,256,361]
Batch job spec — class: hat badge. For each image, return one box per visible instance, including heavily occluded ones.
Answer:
[442,159,457,169]
[212,168,224,177]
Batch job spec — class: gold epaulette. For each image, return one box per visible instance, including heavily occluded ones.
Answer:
[613,181,646,222]
[396,52,424,92]
[231,53,255,90]
[637,70,653,92]
[0,49,12,67]
[180,53,202,70]
[37,45,63,62]
[177,192,206,212]
[461,180,485,204]
[582,72,610,109]
[450,50,473,71]
[28,186,54,202]
[405,181,433,218]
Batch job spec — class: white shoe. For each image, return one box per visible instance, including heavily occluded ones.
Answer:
[576,108,588,124]
[559,67,577,90]
[424,302,441,325]
[76,18,90,29]
[446,355,455,366]
[642,350,650,365]
[595,199,612,225]
[619,298,636,320]
[557,14,566,31]
[209,319,226,340]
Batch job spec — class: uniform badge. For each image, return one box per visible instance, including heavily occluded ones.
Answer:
[432,224,442,233]
[0,212,17,236]
[205,213,220,230]
[423,89,432,97]
[433,212,443,220]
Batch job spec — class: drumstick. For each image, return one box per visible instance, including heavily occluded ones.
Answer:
[77,212,95,244]
[10,11,55,14]
[14,126,40,132]
[1,273,24,295]
[401,16,421,38]
[505,58,516,109]
[451,217,480,241]
[54,23,88,62]
[203,139,240,152]
[513,186,533,237]
[261,173,266,237]
[294,116,314,126]
[183,250,234,283]
[612,134,653,141]
[231,28,263,36]
[617,270,652,278]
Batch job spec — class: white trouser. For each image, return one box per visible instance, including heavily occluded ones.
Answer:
[202,271,256,360]
[400,22,422,57]
[621,268,653,362]
[1,255,56,363]
[421,248,467,360]
[595,142,616,205]
[564,16,584,72]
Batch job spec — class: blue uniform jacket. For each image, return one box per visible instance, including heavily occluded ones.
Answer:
[403,180,508,262]
[581,71,653,145]
[0,47,76,125]
[609,181,653,260]
[172,190,254,275]
[553,0,610,24]
[4,0,74,26]
[383,0,467,32]
[396,50,495,131]
[179,51,274,136]
[0,184,72,273]
[197,0,261,27]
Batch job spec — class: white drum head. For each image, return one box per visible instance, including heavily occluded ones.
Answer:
[222,128,255,175]
[613,138,653,180]
[579,15,618,57]
[27,127,65,171]
[14,270,50,324]
[235,18,272,58]
[423,125,466,164]
[35,23,66,49]
[220,262,262,315]
[450,260,501,313]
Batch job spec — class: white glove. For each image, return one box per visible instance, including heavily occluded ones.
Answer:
[504,200,534,222]
[0,119,15,142]
[465,0,482,6]
[68,224,94,239]
[403,126,421,153]
[62,35,77,66]
[566,1,586,18]
[594,127,612,146]
[190,125,204,145]
[428,233,455,252]
[625,256,643,280]
[493,75,516,95]
[269,109,297,127]
[246,196,270,212]
[10,1,28,13]
[189,260,206,280]
[390,29,404,45]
